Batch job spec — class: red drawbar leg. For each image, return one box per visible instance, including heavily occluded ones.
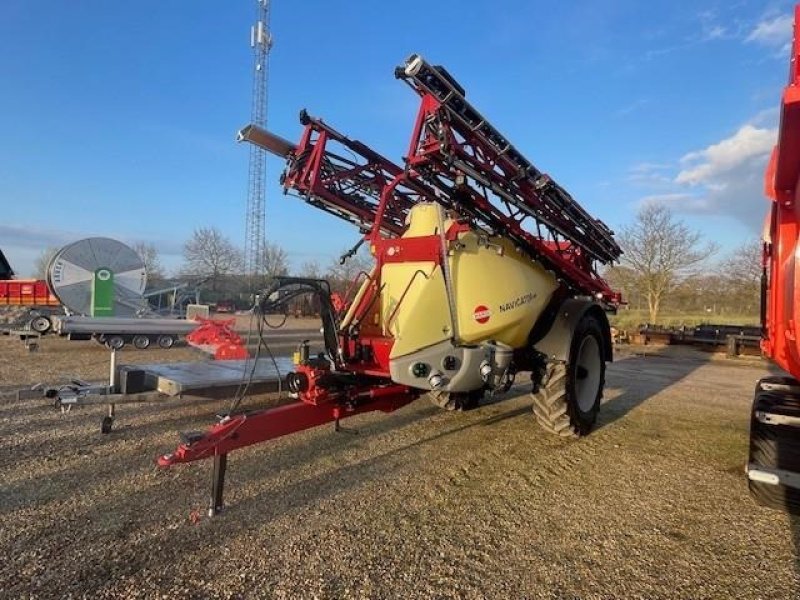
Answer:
[158,387,415,515]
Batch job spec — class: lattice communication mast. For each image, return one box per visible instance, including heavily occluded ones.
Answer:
[243,0,273,281]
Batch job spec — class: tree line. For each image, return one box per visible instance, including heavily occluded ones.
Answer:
[606,204,761,324]
[33,227,373,310]
[32,205,763,324]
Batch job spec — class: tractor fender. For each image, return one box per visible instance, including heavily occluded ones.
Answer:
[532,298,613,363]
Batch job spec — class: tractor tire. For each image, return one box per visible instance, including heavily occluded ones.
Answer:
[748,377,800,515]
[426,389,483,411]
[532,313,604,437]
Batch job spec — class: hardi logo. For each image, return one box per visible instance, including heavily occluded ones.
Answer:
[473,305,491,324]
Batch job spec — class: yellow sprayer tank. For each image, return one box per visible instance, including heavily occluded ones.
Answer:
[354,203,559,394]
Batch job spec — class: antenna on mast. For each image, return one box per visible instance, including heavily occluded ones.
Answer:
[244,0,273,286]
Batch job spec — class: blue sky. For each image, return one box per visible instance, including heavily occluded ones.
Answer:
[0,1,794,277]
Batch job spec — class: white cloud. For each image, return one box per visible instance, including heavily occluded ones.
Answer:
[748,106,780,127]
[746,13,793,56]
[707,25,727,40]
[629,162,671,173]
[676,124,776,185]
[627,162,673,186]
[631,116,778,231]
[746,14,794,47]
[614,98,649,118]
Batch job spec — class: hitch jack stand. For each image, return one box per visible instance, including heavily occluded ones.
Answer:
[334,416,359,434]
[209,452,228,517]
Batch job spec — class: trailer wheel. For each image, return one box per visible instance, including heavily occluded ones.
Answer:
[132,335,151,350]
[426,389,483,411]
[157,335,175,349]
[532,313,604,437]
[30,315,51,333]
[106,335,125,350]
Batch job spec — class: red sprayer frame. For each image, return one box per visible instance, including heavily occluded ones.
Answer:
[160,56,621,515]
[762,5,800,377]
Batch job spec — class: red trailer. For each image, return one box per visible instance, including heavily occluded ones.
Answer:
[0,279,59,307]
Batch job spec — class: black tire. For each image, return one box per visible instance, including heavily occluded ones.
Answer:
[106,335,125,350]
[532,314,605,437]
[30,315,51,333]
[132,335,150,350]
[748,380,800,514]
[426,389,483,411]
[157,335,175,349]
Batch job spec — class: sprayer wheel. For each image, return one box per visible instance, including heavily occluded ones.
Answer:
[531,314,604,437]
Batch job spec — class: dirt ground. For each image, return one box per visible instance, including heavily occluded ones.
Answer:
[1,338,799,599]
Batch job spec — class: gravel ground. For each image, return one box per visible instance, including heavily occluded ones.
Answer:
[1,338,799,599]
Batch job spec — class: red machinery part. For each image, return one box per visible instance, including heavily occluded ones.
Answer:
[159,381,415,516]
[0,279,59,306]
[158,386,414,467]
[762,4,800,377]
[185,318,248,360]
[163,54,623,515]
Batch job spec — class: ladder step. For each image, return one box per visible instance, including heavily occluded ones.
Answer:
[747,464,800,490]
[755,410,800,427]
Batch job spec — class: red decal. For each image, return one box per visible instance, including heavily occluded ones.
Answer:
[473,305,491,324]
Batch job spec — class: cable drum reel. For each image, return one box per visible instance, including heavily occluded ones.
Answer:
[47,237,149,317]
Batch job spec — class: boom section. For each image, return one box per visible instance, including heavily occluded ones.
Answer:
[241,111,434,237]
[396,54,621,300]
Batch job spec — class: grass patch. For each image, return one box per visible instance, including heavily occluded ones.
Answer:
[610,309,759,330]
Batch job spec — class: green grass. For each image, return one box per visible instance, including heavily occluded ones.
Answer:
[609,309,759,330]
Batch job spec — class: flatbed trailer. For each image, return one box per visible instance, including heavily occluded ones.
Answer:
[33,356,293,433]
[52,315,199,350]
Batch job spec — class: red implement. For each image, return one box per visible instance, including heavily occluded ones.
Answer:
[164,55,622,516]
[762,5,800,376]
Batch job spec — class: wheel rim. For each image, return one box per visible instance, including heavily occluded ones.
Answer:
[158,335,174,349]
[108,337,124,350]
[574,335,601,413]
[133,335,150,349]
[31,317,50,332]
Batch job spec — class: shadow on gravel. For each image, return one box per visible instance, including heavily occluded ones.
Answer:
[791,516,800,582]
[595,346,711,431]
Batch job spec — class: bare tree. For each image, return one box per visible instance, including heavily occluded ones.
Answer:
[720,239,762,315]
[262,242,289,280]
[182,227,242,291]
[325,247,375,296]
[300,260,322,279]
[33,247,59,280]
[131,241,165,283]
[618,204,717,323]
